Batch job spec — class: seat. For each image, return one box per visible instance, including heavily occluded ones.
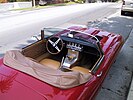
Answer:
[71,66,90,74]
[40,58,60,69]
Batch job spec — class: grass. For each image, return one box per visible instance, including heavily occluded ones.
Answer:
[11,1,77,11]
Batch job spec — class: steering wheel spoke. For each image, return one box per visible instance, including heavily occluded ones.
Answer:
[55,46,60,52]
[46,36,63,55]
[48,39,54,46]
[55,38,60,45]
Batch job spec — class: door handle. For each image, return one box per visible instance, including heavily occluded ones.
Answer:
[97,71,102,77]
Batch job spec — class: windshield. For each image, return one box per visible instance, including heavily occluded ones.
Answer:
[43,27,99,42]
[43,27,66,38]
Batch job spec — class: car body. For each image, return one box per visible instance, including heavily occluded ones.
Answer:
[121,0,133,15]
[0,26,124,100]
[39,0,47,6]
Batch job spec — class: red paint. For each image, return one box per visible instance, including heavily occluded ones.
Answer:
[0,26,124,100]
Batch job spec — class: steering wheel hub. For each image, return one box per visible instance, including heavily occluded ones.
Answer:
[46,36,63,55]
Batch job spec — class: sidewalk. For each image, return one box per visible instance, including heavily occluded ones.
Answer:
[127,77,133,100]
[126,29,133,100]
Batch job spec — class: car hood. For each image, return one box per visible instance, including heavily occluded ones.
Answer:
[0,59,88,100]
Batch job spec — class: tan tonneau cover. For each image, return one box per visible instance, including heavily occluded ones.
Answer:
[3,50,92,89]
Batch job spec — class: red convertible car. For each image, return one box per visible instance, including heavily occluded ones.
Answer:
[0,26,123,100]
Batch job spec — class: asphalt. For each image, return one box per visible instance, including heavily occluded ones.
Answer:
[0,3,133,100]
[92,14,133,100]
[126,29,133,100]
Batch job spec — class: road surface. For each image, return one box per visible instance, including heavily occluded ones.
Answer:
[0,3,133,100]
[0,3,120,56]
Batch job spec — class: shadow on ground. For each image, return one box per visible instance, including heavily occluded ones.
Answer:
[88,16,133,100]
[14,38,36,49]
[122,12,133,17]
[88,16,133,41]
[0,37,37,58]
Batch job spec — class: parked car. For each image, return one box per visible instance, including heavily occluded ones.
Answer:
[121,0,133,15]
[39,0,47,6]
[0,26,124,100]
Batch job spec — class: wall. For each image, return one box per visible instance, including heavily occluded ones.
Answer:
[0,2,32,11]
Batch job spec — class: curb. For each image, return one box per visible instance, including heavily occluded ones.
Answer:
[126,28,133,100]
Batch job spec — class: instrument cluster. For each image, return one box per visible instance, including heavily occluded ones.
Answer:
[66,42,83,52]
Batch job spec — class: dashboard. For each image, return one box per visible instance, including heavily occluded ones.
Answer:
[66,42,83,52]
[61,36,99,56]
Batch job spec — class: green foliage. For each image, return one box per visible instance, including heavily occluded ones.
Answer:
[8,0,31,2]
[16,0,31,1]
[74,0,85,3]
[8,0,16,2]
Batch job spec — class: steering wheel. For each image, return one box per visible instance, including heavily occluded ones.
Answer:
[46,36,64,55]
